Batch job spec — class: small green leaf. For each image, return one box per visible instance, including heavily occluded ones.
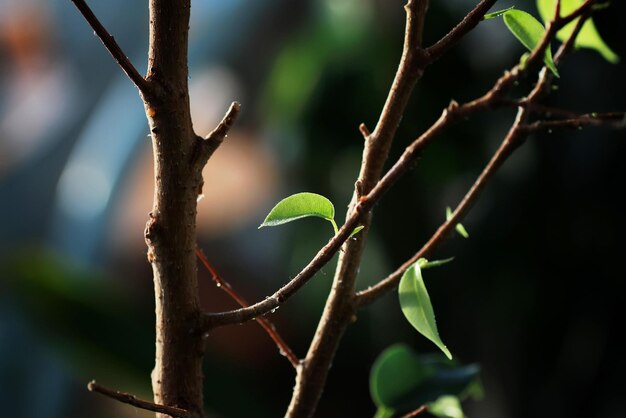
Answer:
[483,6,515,20]
[455,224,469,239]
[259,192,335,228]
[537,0,619,63]
[399,263,452,359]
[428,396,465,418]
[418,257,455,270]
[446,207,469,239]
[349,225,365,238]
[502,9,559,76]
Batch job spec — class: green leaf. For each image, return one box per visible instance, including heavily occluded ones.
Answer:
[418,257,455,270]
[428,396,465,418]
[446,207,469,239]
[349,225,365,238]
[537,0,619,63]
[483,6,515,20]
[370,345,481,414]
[502,9,559,76]
[399,263,452,359]
[259,192,335,228]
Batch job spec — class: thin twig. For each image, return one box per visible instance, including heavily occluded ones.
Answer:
[524,112,626,132]
[87,381,194,418]
[359,123,371,139]
[516,102,579,118]
[426,0,498,62]
[205,101,242,142]
[401,405,429,418]
[195,248,300,368]
[202,208,365,328]
[69,0,148,93]
[193,101,242,167]
[356,112,526,308]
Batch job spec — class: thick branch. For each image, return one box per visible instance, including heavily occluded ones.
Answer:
[143,0,206,416]
[69,0,148,93]
[88,381,194,418]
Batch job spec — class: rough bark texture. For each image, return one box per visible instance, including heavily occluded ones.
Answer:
[143,0,205,416]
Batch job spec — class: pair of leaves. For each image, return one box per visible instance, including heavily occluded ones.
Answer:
[370,344,480,417]
[446,207,469,239]
[259,192,363,237]
[486,0,617,77]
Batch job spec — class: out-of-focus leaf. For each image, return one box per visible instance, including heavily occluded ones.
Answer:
[374,406,396,418]
[370,344,434,410]
[428,396,465,418]
[369,345,481,415]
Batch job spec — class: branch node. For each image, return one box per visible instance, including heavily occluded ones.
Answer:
[205,101,242,142]
[192,101,242,168]
[355,180,364,198]
[359,123,371,139]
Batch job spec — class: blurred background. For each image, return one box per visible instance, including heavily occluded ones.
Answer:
[1,0,625,417]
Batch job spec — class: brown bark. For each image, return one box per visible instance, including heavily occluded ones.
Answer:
[143,0,205,416]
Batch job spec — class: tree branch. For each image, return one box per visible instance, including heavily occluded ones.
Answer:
[87,381,195,418]
[69,0,148,93]
[355,0,604,308]
[426,0,498,62]
[192,101,241,168]
[284,0,436,416]
[524,112,626,132]
[202,0,548,331]
[202,208,366,328]
[195,248,300,368]
[356,111,527,308]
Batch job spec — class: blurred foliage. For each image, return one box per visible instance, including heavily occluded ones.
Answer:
[1,0,625,417]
